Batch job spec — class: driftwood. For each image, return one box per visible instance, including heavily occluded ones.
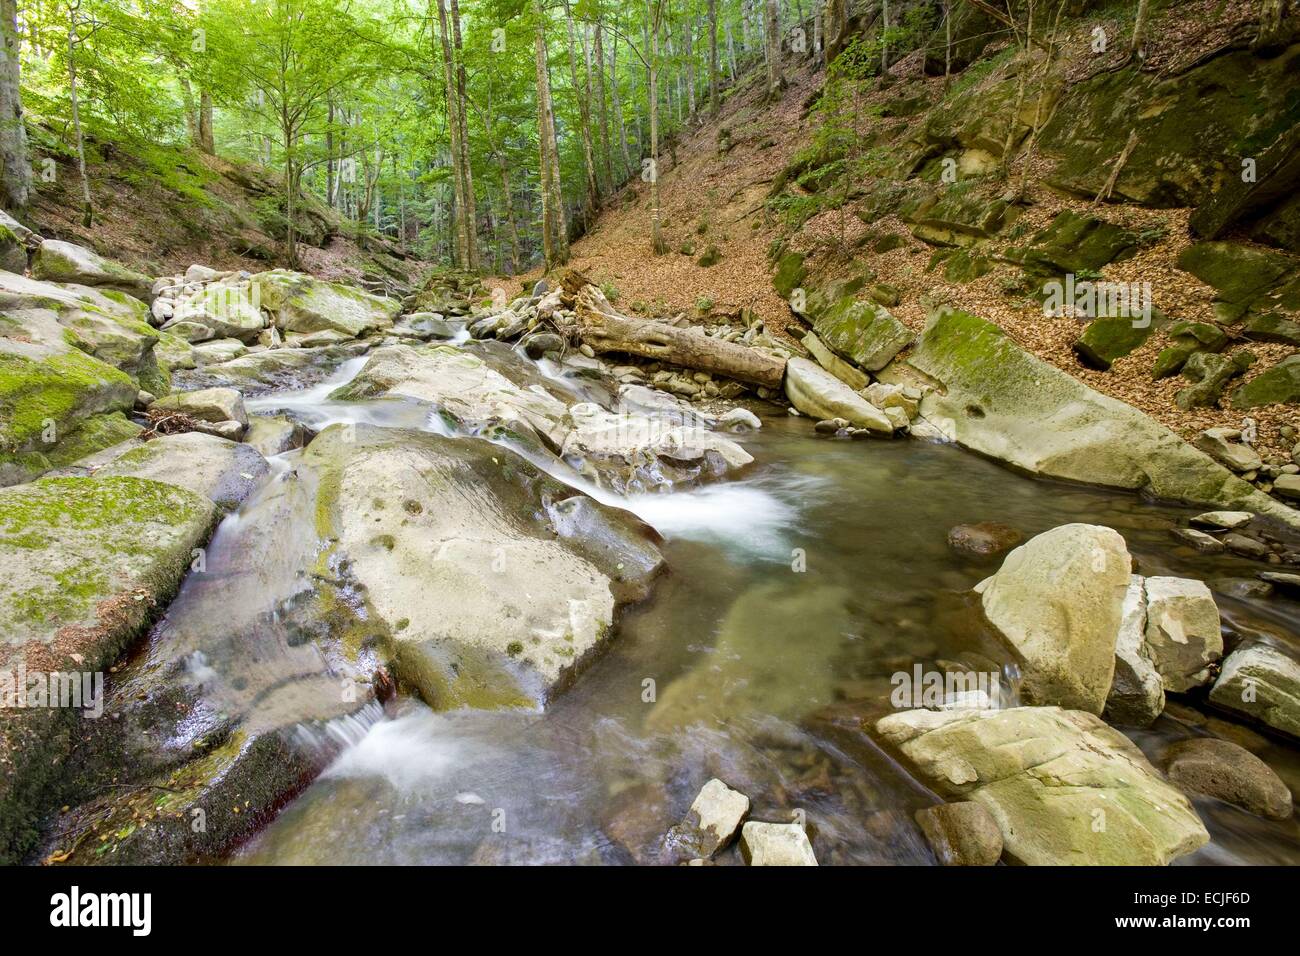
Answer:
[570,278,787,390]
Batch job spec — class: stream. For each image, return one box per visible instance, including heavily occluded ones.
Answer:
[160,344,1300,865]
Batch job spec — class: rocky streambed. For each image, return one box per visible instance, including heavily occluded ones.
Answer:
[1,235,1298,865]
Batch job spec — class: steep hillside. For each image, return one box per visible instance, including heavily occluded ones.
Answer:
[21,125,427,296]
[508,0,1300,470]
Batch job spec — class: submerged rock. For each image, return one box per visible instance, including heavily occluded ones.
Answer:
[876,706,1209,865]
[974,524,1130,714]
[946,521,1021,558]
[302,424,663,710]
[1161,737,1293,821]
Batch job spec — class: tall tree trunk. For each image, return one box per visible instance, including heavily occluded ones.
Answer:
[66,25,92,227]
[592,21,614,192]
[943,0,952,89]
[609,30,634,180]
[497,150,521,274]
[0,0,30,212]
[684,15,696,120]
[180,75,201,148]
[648,0,665,255]
[326,97,335,208]
[1130,0,1150,56]
[765,0,783,99]
[563,0,599,218]
[198,89,215,153]
[534,0,568,269]
[450,0,479,270]
[707,0,720,114]
[435,0,470,268]
[725,22,737,79]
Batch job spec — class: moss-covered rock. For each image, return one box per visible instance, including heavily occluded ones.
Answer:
[1005,210,1139,276]
[944,248,993,283]
[772,251,807,300]
[902,180,1018,247]
[904,309,1300,529]
[1176,241,1297,320]
[812,296,913,372]
[253,269,399,337]
[1231,354,1300,409]
[0,475,217,862]
[1072,315,1161,371]
[1039,49,1300,208]
[875,707,1208,865]
[1241,312,1300,347]
[1151,321,1228,379]
[0,351,141,487]
[30,240,153,302]
[1175,350,1256,410]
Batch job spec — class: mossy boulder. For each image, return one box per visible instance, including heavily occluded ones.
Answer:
[944,248,993,283]
[1231,354,1300,409]
[772,251,807,300]
[1176,241,1297,320]
[0,475,217,862]
[31,240,153,302]
[875,707,1209,865]
[0,351,141,487]
[253,269,399,337]
[696,244,723,268]
[1241,312,1300,347]
[1151,321,1228,379]
[1072,315,1160,371]
[0,225,26,273]
[904,309,1300,529]
[1175,350,1255,410]
[1005,210,1139,276]
[902,182,1018,247]
[90,431,270,513]
[812,297,913,372]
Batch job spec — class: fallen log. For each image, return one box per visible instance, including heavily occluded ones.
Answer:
[572,281,787,390]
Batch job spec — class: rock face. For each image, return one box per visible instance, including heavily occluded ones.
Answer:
[876,707,1210,865]
[253,270,399,337]
[904,310,1300,530]
[974,524,1130,714]
[740,821,818,866]
[1161,738,1293,821]
[1209,643,1300,739]
[663,778,750,861]
[914,801,1003,866]
[0,476,217,862]
[784,357,895,434]
[30,240,153,302]
[302,424,663,710]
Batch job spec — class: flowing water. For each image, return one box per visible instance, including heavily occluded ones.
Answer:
[162,344,1300,865]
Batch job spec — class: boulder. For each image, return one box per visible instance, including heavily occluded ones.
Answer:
[91,432,270,512]
[1104,576,1165,727]
[914,801,1003,866]
[1152,321,1228,379]
[1072,316,1159,371]
[253,270,399,338]
[663,778,750,861]
[1232,354,1300,409]
[1209,643,1300,739]
[802,331,869,390]
[151,387,249,430]
[30,240,153,302]
[974,524,1130,713]
[192,338,249,365]
[1176,241,1295,319]
[0,348,141,487]
[903,310,1300,530]
[1142,576,1223,692]
[1192,427,1263,473]
[1170,527,1225,553]
[167,281,267,343]
[301,424,663,710]
[244,415,308,457]
[811,297,913,372]
[739,821,818,866]
[1175,351,1255,410]
[875,707,1210,865]
[1006,210,1139,276]
[784,357,895,434]
[0,476,217,862]
[1190,510,1253,530]
[1161,737,1293,821]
